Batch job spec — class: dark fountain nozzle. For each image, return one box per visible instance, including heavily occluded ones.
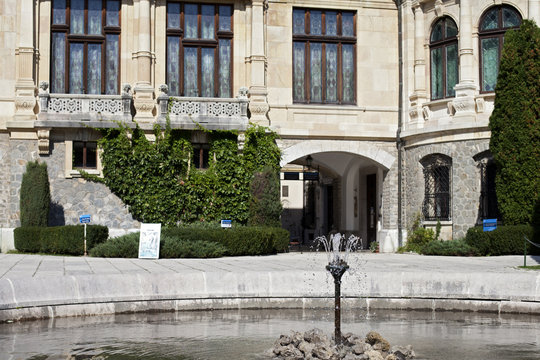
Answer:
[326,260,349,346]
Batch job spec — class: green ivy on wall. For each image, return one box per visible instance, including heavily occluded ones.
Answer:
[86,122,282,226]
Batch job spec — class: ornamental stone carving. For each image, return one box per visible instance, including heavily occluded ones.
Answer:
[37,129,51,155]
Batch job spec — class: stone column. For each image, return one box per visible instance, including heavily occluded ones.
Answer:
[451,0,477,119]
[247,0,269,126]
[133,0,155,121]
[14,0,37,123]
[530,0,540,24]
[408,1,427,126]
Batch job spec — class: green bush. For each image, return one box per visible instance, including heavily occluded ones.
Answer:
[40,225,109,255]
[20,161,50,227]
[402,214,435,253]
[465,225,536,256]
[420,239,479,256]
[248,166,282,227]
[90,232,140,258]
[160,236,228,258]
[14,227,43,253]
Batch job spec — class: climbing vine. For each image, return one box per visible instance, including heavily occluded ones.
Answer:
[87,122,282,226]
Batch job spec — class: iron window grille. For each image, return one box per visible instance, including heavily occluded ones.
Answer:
[422,156,451,221]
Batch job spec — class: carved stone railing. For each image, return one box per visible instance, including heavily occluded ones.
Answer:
[157,85,249,130]
[37,81,132,123]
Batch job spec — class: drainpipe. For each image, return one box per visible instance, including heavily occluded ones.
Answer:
[394,0,404,248]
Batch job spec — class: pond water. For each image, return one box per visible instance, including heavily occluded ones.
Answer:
[1,308,539,359]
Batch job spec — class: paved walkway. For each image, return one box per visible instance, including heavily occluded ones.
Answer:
[0,252,539,322]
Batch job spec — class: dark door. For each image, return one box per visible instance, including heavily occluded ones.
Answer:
[366,174,377,246]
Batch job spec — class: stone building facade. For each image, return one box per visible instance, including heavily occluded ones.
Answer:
[0,0,538,252]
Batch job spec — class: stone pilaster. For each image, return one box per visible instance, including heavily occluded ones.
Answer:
[530,0,540,24]
[408,1,427,126]
[133,0,155,122]
[248,0,269,126]
[14,0,36,124]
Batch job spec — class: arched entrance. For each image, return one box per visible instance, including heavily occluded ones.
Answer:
[279,140,396,249]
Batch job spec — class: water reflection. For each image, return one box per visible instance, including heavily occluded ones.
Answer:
[0,309,539,359]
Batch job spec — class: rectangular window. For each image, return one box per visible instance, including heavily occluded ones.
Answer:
[50,0,121,95]
[166,2,233,98]
[73,141,98,169]
[293,8,356,104]
[423,164,451,221]
[193,144,210,169]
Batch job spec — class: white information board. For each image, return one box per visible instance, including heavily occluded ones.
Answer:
[138,223,161,259]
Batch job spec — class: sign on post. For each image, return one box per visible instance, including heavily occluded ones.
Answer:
[483,219,497,232]
[221,219,232,228]
[79,214,91,224]
[138,223,161,259]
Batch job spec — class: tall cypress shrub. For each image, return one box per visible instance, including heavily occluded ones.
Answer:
[20,161,50,227]
[248,166,282,227]
[489,20,540,225]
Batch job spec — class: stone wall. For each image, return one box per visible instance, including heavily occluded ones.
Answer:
[0,133,10,227]
[404,139,491,239]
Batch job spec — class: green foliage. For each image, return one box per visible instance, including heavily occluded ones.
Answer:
[14,227,43,253]
[90,232,139,258]
[420,239,479,256]
[20,161,50,227]
[160,236,228,258]
[489,20,540,225]
[402,214,435,253]
[465,225,536,256]
[92,123,282,226]
[40,225,109,255]
[533,195,540,244]
[248,166,282,227]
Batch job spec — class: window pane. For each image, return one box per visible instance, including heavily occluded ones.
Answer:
[201,48,215,97]
[87,44,102,94]
[310,11,322,35]
[167,37,180,96]
[167,2,181,29]
[431,21,443,42]
[293,9,305,34]
[325,11,337,36]
[185,4,198,38]
[88,0,102,35]
[325,43,338,103]
[71,0,85,34]
[431,47,443,99]
[105,34,119,94]
[503,7,521,28]
[310,43,323,102]
[219,6,231,31]
[201,5,215,39]
[445,44,458,97]
[445,19,458,38]
[342,12,354,37]
[51,33,66,93]
[481,37,499,91]
[52,0,66,25]
[73,142,84,168]
[293,42,305,101]
[218,39,231,97]
[69,43,84,94]
[106,0,120,27]
[342,44,354,103]
[184,47,198,96]
[86,142,98,168]
[481,8,498,31]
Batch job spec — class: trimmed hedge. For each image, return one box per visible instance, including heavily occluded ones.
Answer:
[20,161,50,227]
[465,225,536,256]
[89,232,139,258]
[13,227,43,253]
[420,239,479,257]
[14,225,109,255]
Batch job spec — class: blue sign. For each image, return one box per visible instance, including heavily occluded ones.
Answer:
[79,214,91,224]
[483,219,497,232]
[221,219,232,228]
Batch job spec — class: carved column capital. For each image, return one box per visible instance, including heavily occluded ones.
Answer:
[37,128,51,155]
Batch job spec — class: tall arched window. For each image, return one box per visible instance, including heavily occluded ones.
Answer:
[479,5,521,92]
[430,17,458,100]
[421,154,452,221]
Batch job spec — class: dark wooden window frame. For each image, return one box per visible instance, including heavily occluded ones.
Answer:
[50,0,121,94]
[192,143,210,169]
[73,141,98,169]
[292,8,357,105]
[429,16,458,100]
[478,5,522,94]
[166,2,234,97]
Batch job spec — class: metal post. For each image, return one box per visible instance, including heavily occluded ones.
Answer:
[334,277,341,345]
[524,236,527,267]
[84,223,87,256]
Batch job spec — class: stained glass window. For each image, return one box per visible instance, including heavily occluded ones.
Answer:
[429,17,458,100]
[166,2,233,98]
[293,8,356,104]
[51,0,121,94]
[479,6,521,92]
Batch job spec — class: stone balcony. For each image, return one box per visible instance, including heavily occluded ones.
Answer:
[156,85,249,131]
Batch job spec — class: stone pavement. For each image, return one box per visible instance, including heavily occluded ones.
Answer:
[0,252,539,322]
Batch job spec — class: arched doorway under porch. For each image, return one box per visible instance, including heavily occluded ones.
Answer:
[278,140,396,251]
